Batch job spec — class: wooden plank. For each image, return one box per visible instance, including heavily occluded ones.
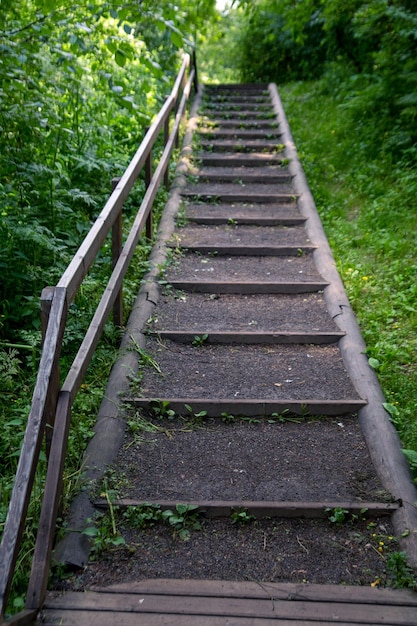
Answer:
[40,610,357,626]
[95,500,398,519]
[168,280,328,294]
[199,154,285,167]
[181,191,296,203]
[150,331,344,344]
[198,140,283,152]
[0,287,67,617]
[130,398,366,416]
[90,579,417,606]
[188,216,306,226]
[42,591,417,623]
[174,244,316,256]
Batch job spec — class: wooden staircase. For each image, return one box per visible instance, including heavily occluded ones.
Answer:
[39,83,417,625]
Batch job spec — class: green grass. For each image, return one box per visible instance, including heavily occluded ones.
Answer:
[280,79,417,464]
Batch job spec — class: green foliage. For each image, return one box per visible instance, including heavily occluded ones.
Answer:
[231,508,256,525]
[386,551,417,590]
[281,77,417,463]
[123,503,202,541]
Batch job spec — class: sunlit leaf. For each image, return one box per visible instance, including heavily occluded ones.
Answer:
[170,30,183,49]
[115,49,127,67]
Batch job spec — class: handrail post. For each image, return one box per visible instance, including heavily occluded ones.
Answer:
[41,287,60,460]
[111,178,123,328]
[144,134,153,239]
[164,99,171,188]
[192,50,199,92]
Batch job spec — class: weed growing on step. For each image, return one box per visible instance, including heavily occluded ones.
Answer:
[184,403,208,420]
[231,508,256,525]
[123,503,202,541]
[386,551,417,591]
[150,399,176,420]
[192,333,208,347]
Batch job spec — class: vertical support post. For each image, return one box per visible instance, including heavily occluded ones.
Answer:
[111,177,123,328]
[164,109,170,188]
[41,287,59,460]
[145,143,153,240]
[192,50,199,93]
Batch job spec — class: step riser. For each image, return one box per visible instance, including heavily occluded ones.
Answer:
[182,193,296,203]
[131,398,366,417]
[168,281,328,294]
[187,217,306,226]
[173,245,316,256]
[199,155,285,167]
[148,331,344,344]
[95,500,398,519]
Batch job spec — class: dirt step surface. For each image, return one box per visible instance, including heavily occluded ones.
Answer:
[198,139,284,152]
[64,516,395,590]
[137,340,361,402]
[172,224,312,249]
[165,253,323,283]
[192,165,291,182]
[185,202,300,222]
[182,181,294,196]
[198,152,286,166]
[148,292,340,334]
[112,417,391,504]
[198,128,281,140]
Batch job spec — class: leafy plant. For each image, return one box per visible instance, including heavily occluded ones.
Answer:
[231,508,256,525]
[192,333,209,347]
[325,507,349,524]
[150,399,176,420]
[161,504,202,540]
[184,404,208,420]
[386,551,417,591]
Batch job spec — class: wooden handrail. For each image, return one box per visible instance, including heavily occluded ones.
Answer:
[0,52,197,622]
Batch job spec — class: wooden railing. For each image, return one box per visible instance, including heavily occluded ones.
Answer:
[0,53,197,624]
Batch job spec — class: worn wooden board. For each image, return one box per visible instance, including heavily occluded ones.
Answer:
[41,588,417,624]
[131,398,366,416]
[91,579,417,605]
[168,280,328,294]
[149,330,344,344]
[94,500,398,519]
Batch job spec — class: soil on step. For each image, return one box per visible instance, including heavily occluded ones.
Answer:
[62,517,396,591]
[149,292,340,334]
[138,341,361,401]
[165,254,323,283]
[114,417,391,503]
[172,225,311,247]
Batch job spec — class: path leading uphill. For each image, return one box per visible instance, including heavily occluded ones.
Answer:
[41,84,417,625]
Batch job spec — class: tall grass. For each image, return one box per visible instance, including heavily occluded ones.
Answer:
[280,77,417,469]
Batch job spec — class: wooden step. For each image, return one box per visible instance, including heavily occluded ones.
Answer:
[131,398,366,417]
[167,281,328,294]
[95,500,399,519]
[148,330,344,344]
[173,244,316,256]
[42,579,417,626]
[198,139,281,152]
[198,128,281,140]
